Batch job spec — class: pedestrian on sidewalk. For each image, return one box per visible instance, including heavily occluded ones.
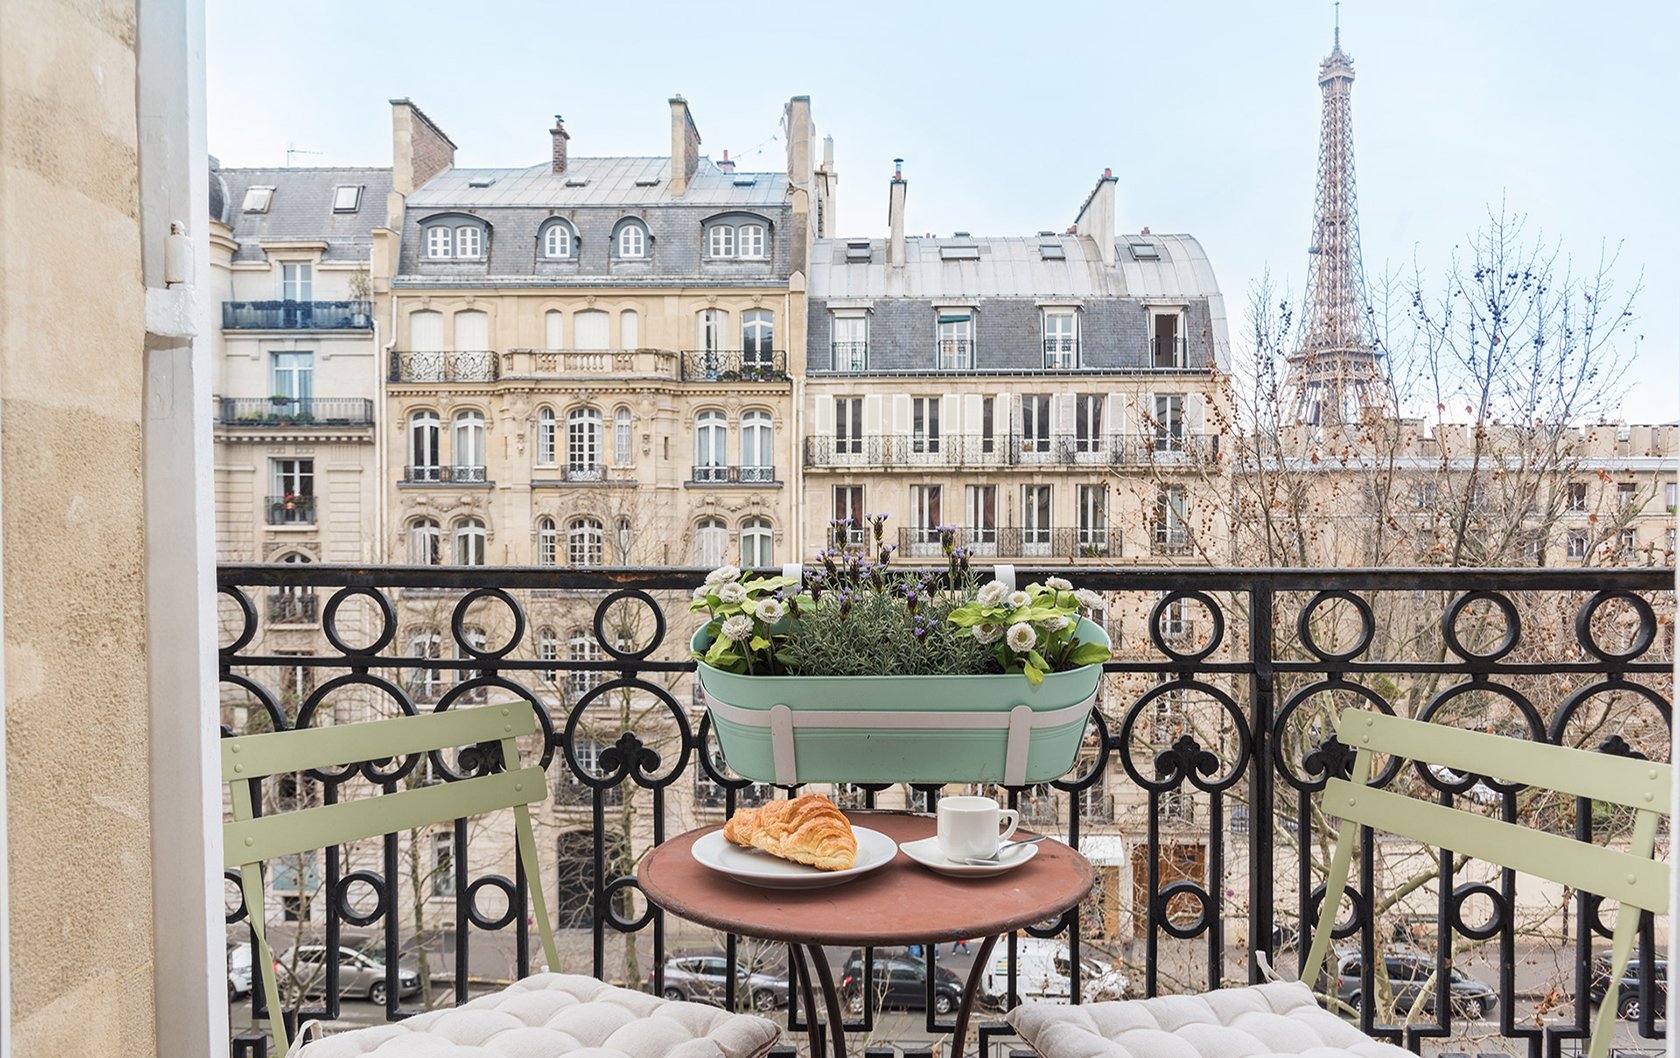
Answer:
[952,938,971,955]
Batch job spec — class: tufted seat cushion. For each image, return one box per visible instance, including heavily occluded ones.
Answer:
[292,973,781,1058]
[1006,981,1414,1058]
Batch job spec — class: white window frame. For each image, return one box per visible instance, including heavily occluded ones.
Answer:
[738,223,766,259]
[1156,486,1189,550]
[1021,394,1051,452]
[1154,393,1185,451]
[1567,530,1589,560]
[966,485,997,545]
[832,314,868,371]
[542,222,573,259]
[332,185,362,212]
[1074,394,1103,453]
[937,314,974,370]
[708,225,735,258]
[453,518,486,566]
[410,410,441,479]
[242,186,275,213]
[616,222,646,259]
[408,519,441,565]
[741,410,773,481]
[835,397,863,455]
[568,517,604,566]
[452,410,485,473]
[280,262,313,302]
[742,309,774,366]
[1077,484,1108,548]
[1022,485,1052,550]
[425,225,452,259]
[741,518,773,568]
[409,630,443,701]
[1044,310,1078,368]
[567,407,602,476]
[912,396,940,454]
[537,627,559,686]
[568,630,603,699]
[454,225,482,259]
[911,485,943,546]
[536,407,557,466]
[614,407,634,466]
[537,517,559,566]
[696,517,728,566]
[695,410,728,480]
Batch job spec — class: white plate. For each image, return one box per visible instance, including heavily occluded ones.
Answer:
[691,826,898,890]
[900,836,1039,878]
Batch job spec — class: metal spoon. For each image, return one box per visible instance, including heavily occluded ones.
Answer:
[961,834,1049,865]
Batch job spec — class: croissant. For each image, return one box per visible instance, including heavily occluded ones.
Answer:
[723,794,858,871]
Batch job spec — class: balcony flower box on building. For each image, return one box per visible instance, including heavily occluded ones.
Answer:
[690,520,1109,785]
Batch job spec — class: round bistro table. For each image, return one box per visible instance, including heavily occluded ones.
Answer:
[637,810,1094,1058]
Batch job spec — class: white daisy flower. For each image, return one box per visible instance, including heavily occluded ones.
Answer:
[976,580,1010,607]
[1041,614,1071,632]
[1045,576,1074,592]
[716,582,748,605]
[721,615,755,642]
[973,621,1004,645]
[692,585,711,601]
[1007,590,1032,610]
[1006,622,1037,653]
[1074,589,1105,610]
[753,598,788,623]
[705,564,742,585]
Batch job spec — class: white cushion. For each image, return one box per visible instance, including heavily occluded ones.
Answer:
[1006,981,1414,1058]
[294,973,781,1058]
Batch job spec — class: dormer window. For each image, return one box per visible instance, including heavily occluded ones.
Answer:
[703,216,770,260]
[616,221,648,259]
[707,225,735,258]
[426,225,452,258]
[332,185,363,212]
[424,218,487,260]
[540,220,576,259]
[242,186,274,213]
[455,225,482,258]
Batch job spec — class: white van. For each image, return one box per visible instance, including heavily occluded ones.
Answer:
[980,937,1129,1005]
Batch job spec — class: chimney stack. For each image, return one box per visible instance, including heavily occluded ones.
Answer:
[887,158,907,268]
[550,115,570,174]
[1073,168,1118,266]
[390,98,457,197]
[669,95,701,196]
[716,150,734,174]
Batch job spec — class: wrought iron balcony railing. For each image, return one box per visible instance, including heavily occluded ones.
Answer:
[689,465,777,485]
[222,300,372,330]
[678,350,788,382]
[388,350,499,383]
[218,397,375,426]
[264,494,315,525]
[1150,334,1189,368]
[830,341,868,371]
[530,465,636,486]
[264,592,318,624]
[894,526,1121,560]
[499,348,680,379]
[218,563,1672,1058]
[402,465,489,484]
[1042,335,1079,368]
[804,433,1220,468]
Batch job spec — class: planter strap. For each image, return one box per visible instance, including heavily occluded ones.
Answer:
[705,692,1096,786]
[995,564,1016,591]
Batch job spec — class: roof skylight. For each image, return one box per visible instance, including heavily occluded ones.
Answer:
[332,185,363,212]
[242,186,274,213]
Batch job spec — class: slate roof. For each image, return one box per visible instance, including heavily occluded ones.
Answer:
[405,157,786,210]
[212,164,393,263]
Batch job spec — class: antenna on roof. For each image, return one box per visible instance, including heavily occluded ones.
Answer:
[285,143,323,166]
[1333,0,1340,48]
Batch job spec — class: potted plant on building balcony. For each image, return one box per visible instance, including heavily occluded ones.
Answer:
[690,518,1111,785]
[347,268,373,327]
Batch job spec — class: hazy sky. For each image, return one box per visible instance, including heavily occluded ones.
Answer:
[208,1,1678,423]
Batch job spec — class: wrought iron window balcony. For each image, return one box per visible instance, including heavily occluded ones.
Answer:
[678,350,788,382]
[830,341,868,371]
[265,494,315,525]
[936,338,974,370]
[218,397,375,427]
[804,433,1010,468]
[1042,335,1080,368]
[530,465,636,486]
[1152,528,1193,555]
[264,592,318,624]
[1150,334,1189,368]
[388,351,499,383]
[689,465,777,485]
[222,300,372,330]
[402,465,489,484]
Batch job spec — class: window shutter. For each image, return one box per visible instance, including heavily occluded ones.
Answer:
[1108,392,1125,437]
[863,395,883,436]
[814,396,835,436]
[963,394,982,433]
[891,395,911,434]
[1055,393,1075,437]
[453,310,488,351]
[545,310,564,349]
[941,395,959,439]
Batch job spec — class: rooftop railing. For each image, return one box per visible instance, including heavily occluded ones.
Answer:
[222,300,373,330]
[219,563,1672,1057]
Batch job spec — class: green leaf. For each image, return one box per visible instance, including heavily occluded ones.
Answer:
[749,634,770,652]
[1068,642,1113,666]
[1028,649,1049,671]
[1023,662,1044,686]
[704,636,731,665]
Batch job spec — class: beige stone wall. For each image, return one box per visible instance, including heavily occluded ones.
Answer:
[1,0,158,1053]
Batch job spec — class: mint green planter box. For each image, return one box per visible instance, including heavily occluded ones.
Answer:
[692,617,1109,786]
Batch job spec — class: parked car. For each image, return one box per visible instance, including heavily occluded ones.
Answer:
[840,950,964,1016]
[227,942,252,1002]
[276,943,421,1005]
[1332,949,1497,1020]
[1588,948,1667,1020]
[652,954,789,1011]
[979,938,1128,1005]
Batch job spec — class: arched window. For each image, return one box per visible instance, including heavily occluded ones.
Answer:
[615,221,647,259]
[424,225,452,259]
[741,410,773,482]
[568,517,604,565]
[545,310,564,349]
[453,310,488,351]
[738,224,766,259]
[619,309,639,348]
[567,407,602,478]
[573,309,609,351]
[695,517,728,567]
[452,411,485,481]
[537,626,559,686]
[408,518,441,565]
[536,406,557,465]
[455,625,487,701]
[454,224,482,258]
[453,518,486,566]
[741,518,773,567]
[695,410,727,482]
[409,409,440,480]
[742,309,774,371]
[540,220,575,259]
[614,407,633,466]
[536,516,558,565]
[707,224,735,258]
[568,630,603,698]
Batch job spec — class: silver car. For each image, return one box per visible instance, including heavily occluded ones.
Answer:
[654,954,789,1011]
[278,943,421,1006]
[228,942,252,1001]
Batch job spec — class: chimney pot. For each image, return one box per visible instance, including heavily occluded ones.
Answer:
[550,115,570,174]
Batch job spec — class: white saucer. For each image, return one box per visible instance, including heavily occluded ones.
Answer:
[691,826,898,890]
[900,836,1039,878]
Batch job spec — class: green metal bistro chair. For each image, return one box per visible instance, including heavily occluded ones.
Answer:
[1007,709,1671,1058]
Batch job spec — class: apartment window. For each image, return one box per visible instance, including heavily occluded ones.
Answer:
[1154,394,1185,451]
[614,407,634,466]
[425,225,453,259]
[568,630,602,699]
[698,309,728,354]
[617,518,633,564]
[615,221,647,259]
[707,225,735,257]
[619,310,639,348]
[409,410,441,480]
[1021,394,1051,453]
[1152,311,1185,368]
[912,397,940,454]
[271,459,314,523]
[1022,485,1052,551]
[1565,482,1587,512]
[408,519,441,565]
[981,397,996,454]
[455,626,487,701]
[567,407,602,476]
[741,410,773,481]
[835,397,863,455]
[454,225,482,259]
[452,411,485,477]
[1074,395,1103,453]
[568,517,603,566]
[696,517,728,567]
[453,518,486,566]
[1619,529,1638,556]
[1077,484,1109,552]
[1156,486,1189,551]
[966,485,997,545]
[1668,482,1678,513]
[695,410,728,481]
[408,630,442,702]
[280,262,313,302]
[241,186,274,213]
[332,185,363,212]
[742,310,774,369]
[541,220,575,259]
[270,351,313,406]
[1666,528,1676,554]
[1044,310,1078,368]
[545,310,564,348]
[911,485,943,547]
[833,486,865,545]
[537,626,559,686]
[738,224,766,258]
[536,517,558,565]
[536,407,557,465]
[937,313,974,370]
[1618,482,1638,509]
[741,518,773,567]
[574,310,609,351]
[432,830,455,896]
[832,315,867,371]
[1414,480,1439,510]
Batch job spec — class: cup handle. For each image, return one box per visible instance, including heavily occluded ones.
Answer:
[998,809,1019,844]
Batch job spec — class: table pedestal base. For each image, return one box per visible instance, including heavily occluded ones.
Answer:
[790,935,1001,1058]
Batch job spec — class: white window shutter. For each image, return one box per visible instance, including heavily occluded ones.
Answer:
[864,395,883,435]
[892,395,911,434]
[963,394,982,433]
[409,310,443,351]
[453,310,488,351]
[941,395,959,436]
[997,391,1014,432]
[1056,393,1075,437]
[1108,392,1125,437]
[544,310,563,349]
[814,396,835,435]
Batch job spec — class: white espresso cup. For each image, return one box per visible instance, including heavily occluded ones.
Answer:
[937,796,1020,861]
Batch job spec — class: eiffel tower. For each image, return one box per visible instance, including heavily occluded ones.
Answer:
[1285,7,1389,427]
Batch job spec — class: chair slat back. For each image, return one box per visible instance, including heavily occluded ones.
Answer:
[1298,710,1669,1058]
[223,706,558,1055]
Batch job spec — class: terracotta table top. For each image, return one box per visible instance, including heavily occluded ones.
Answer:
[637,810,1094,947]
